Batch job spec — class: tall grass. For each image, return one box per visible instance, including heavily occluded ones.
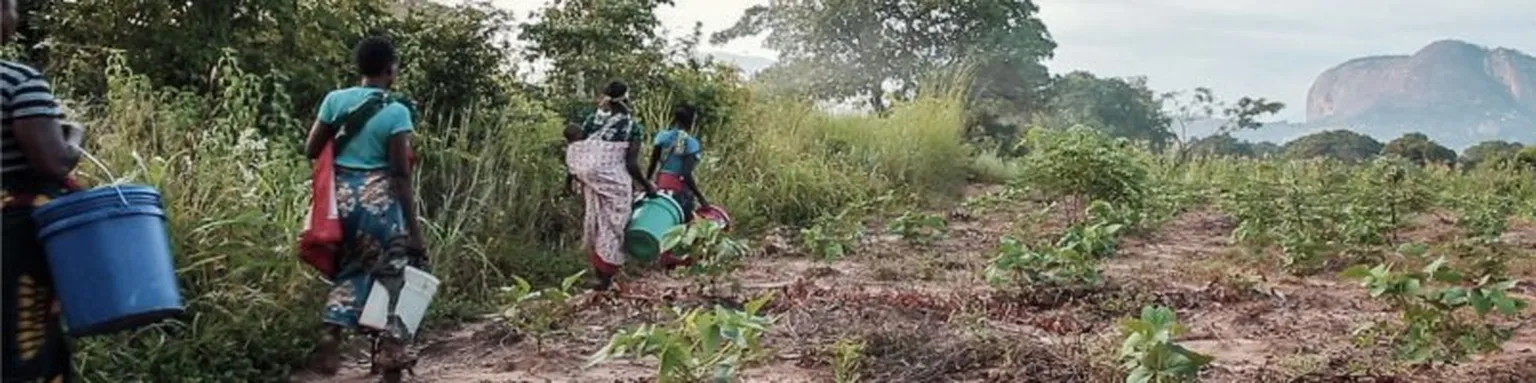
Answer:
[61,56,973,381]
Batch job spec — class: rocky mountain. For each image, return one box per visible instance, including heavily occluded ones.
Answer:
[1305,39,1536,150]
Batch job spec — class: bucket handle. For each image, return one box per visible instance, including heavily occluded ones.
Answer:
[69,143,131,206]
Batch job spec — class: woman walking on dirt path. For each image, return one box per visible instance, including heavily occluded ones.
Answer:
[303,36,428,383]
[567,81,657,291]
[647,104,712,268]
[1,0,88,379]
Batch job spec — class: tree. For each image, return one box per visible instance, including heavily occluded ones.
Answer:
[712,0,1055,115]
[1161,87,1285,159]
[392,1,519,119]
[30,0,518,130]
[1459,140,1525,169]
[1282,130,1384,162]
[1045,71,1173,149]
[1382,132,1457,166]
[1518,147,1536,171]
[519,0,674,119]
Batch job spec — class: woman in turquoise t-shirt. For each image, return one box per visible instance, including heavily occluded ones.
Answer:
[647,105,710,222]
[302,36,425,382]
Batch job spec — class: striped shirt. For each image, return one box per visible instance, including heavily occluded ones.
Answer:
[1,60,67,175]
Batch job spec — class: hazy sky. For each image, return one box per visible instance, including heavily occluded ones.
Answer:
[493,0,1536,121]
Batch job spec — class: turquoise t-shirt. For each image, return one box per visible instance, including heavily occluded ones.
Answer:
[653,128,702,175]
[317,87,414,170]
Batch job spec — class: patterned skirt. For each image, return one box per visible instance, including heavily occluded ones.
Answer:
[566,140,634,268]
[2,180,81,383]
[321,168,428,342]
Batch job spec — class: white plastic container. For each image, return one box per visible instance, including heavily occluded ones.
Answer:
[359,266,439,336]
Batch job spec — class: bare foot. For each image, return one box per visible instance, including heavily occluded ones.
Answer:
[308,330,343,375]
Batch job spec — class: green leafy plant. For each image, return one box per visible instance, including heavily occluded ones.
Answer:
[885,211,949,245]
[489,271,587,348]
[1342,243,1528,364]
[1118,305,1213,383]
[663,220,753,293]
[831,337,866,383]
[588,293,777,383]
[1017,126,1150,224]
[984,236,1104,290]
[801,210,865,261]
[961,185,1027,212]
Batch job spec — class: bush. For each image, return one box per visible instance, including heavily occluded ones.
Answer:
[1017,126,1150,218]
[63,53,972,380]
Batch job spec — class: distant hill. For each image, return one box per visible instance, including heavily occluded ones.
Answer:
[1304,39,1536,150]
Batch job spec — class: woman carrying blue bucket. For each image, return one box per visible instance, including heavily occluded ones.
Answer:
[303,36,428,382]
[1,0,85,379]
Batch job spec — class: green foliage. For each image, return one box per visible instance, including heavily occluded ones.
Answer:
[1183,134,1279,159]
[984,236,1104,290]
[1517,147,1536,171]
[1282,129,1385,163]
[663,220,753,292]
[985,202,1128,292]
[885,211,950,245]
[1382,132,1457,166]
[1118,306,1213,383]
[1218,162,1353,271]
[65,54,586,381]
[1342,243,1528,364]
[831,337,867,383]
[518,0,673,110]
[1017,126,1150,215]
[490,272,587,345]
[37,0,517,125]
[801,209,866,261]
[1047,72,1174,148]
[714,0,1054,115]
[588,294,777,383]
[1457,140,1523,169]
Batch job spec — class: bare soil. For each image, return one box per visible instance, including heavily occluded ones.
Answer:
[293,186,1536,383]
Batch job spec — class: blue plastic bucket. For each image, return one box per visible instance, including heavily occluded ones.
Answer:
[32,184,184,337]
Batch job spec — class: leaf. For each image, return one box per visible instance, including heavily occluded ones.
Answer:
[1340,265,1373,280]
[1140,306,1176,328]
[1124,367,1153,383]
[1397,242,1429,257]
[1421,257,1448,275]
[745,291,776,315]
[561,270,588,290]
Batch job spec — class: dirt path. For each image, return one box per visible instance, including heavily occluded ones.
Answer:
[293,187,1536,383]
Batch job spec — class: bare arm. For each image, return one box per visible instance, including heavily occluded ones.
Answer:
[680,155,708,206]
[11,117,79,182]
[388,133,423,248]
[625,142,655,195]
[646,144,662,179]
[304,120,339,160]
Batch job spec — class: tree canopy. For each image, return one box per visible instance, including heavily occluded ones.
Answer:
[1382,132,1457,166]
[1046,71,1173,148]
[1185,134,1279,158]
[1283,130,1384,162]
[1459,140,1525,169]
[711,0,1055,115]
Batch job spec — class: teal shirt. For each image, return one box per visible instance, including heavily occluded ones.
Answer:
[653,128,701,175]
[317,87,414,170]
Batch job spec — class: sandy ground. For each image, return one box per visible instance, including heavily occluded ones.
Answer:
[293,186,1536,383]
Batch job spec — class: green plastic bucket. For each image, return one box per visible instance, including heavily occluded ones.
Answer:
[625,194,684,262]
